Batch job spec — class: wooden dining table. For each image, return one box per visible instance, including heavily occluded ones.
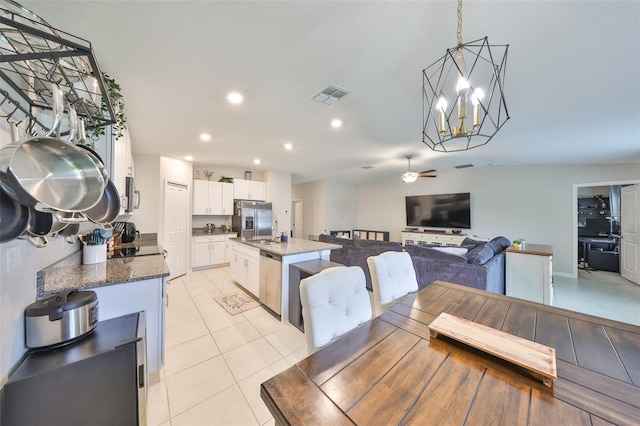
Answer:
[261,280,640,425]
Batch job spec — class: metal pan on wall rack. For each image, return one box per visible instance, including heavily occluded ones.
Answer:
[0,86,106,213]
[75,117,120,224]
[0,179,29,243]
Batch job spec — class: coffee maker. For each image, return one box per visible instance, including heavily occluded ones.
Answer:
[121,222,139,243]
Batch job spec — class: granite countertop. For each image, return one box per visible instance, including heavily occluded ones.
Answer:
[36,240,170,298]
[192,228,236,237]
[232,237,341,256]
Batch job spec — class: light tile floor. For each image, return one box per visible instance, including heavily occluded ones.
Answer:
[553,269,640,326]
[147,267,307,426]
[148,266,640,426]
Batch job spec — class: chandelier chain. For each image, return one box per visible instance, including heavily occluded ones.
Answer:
[457,0,463,46]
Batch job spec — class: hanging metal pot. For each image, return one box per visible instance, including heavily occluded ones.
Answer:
[83,179,120,224]
[0,86,106,213]
[0,178,29,243]
[74,117,120,224]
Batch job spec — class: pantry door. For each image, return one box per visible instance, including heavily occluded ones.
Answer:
[164,180,188,279]
[621,184,639,284]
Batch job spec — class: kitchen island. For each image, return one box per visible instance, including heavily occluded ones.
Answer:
[36,240,169,375]
[229,238,341,323]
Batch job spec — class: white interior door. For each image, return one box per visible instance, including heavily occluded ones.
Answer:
[292,199,303,239]
[621,184,640,284]
[164,181,188,280]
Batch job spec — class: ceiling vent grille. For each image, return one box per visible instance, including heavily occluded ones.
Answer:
[311,85,350,105]
[455,164,474,169]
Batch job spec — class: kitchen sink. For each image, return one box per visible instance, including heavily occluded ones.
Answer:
[254,239,275,245]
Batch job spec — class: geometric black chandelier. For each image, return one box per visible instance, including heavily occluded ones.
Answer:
[422,0,510,152]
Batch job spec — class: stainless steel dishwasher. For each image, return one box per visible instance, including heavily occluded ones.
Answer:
[259,250,282,315]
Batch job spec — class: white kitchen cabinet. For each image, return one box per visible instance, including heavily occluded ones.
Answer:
[401,231,466,247]
[193,181,234,215]
[230,242,260,296]
[193,235,232,268]
[233,178,266,201]
[97,127,134,216]
[229,240,240,282]
[224,233,237,263]
[506,244,554,305]
[91,277,166,374]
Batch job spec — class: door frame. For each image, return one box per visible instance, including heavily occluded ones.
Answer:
[571,179,640,279]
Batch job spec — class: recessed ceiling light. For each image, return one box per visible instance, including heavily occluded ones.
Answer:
[227,91,244,105]
[284,143,293,150]
[199,133,211,141]
[331,118,342,128]
[253,159,260,164]
[185,155,193,161]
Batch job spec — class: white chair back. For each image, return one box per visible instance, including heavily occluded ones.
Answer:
[367,251,418,316]
[300,266,372,352]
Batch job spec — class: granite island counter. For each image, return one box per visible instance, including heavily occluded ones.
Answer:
[36,241,169,375]
[228,237,342,323]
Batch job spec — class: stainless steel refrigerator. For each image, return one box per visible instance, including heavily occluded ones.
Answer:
[232,201,273,239]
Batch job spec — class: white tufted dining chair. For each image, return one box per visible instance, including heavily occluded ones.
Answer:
[367,251,419,316]
[299,266,373,353]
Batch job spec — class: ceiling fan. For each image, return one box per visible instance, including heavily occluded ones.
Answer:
[401,155,437,183]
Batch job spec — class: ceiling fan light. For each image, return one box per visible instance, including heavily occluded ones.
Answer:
[402,172,418,183]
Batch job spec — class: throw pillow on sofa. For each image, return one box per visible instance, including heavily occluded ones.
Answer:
[465,244,494,265]
[433,246,469,256]
[406,244,468,263]
[319,234,355,246]
[491,236,511,251]
[486,241,503,255]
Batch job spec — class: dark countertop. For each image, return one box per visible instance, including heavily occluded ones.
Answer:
[231,237,341,256]
[36,240,169,298]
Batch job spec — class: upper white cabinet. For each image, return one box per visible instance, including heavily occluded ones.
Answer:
[109,128,134,216]
[233,179,265,201]
[193,181,234,215]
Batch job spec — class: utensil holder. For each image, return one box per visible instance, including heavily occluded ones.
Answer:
[83,244,107,265]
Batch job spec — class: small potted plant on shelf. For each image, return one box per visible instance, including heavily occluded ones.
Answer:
[513,239,526,250]
[218,176,233,183]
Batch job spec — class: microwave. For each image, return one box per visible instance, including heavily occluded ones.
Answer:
[125,176,140,213]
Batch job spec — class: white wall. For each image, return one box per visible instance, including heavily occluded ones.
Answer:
[0,119,82,386]
[578,185,611,197]
[290,180,357,238]
[264,170,292,237]
[325,180,357,233]
[357,164,640,276]
[292,181,326,238]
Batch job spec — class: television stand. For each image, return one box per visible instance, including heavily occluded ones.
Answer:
[401,230,466,247]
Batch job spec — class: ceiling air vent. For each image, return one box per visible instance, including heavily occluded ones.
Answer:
[311,85,351,105]
[455,164,474,169]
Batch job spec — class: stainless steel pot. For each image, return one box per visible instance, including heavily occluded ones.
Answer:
[72,116,118,224]
[25,290,98,348]
[0,136,106,212]
[84,179,120,224]
[0,85,106,213]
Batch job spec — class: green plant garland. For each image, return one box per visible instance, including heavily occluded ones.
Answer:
[90,72,127,140]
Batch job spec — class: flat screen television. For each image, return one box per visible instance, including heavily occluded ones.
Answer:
[405,192,471,229]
